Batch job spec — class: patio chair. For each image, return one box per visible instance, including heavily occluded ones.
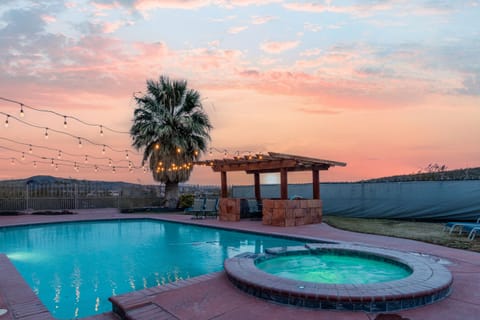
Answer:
[466,226,480,241]
[203,198,218,219]
[444,217,480,235]
[247,199,262,219]
[188,198,205,219]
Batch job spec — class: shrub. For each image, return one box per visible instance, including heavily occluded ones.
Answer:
[178,194,194,208]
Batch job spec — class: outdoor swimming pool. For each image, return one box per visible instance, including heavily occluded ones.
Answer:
[0,219,304,319]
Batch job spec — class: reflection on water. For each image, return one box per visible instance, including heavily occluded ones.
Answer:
[0,220,302,319]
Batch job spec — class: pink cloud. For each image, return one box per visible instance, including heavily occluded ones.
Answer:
[228,26,248,34]
[251,15,276,25]
[41,15,56,23]
[103,21,124,33]
[260,40,300,54]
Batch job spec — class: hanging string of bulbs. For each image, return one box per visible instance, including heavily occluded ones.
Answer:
[0,96,129,134]
[1,96,268,176]
[0,111,137,157]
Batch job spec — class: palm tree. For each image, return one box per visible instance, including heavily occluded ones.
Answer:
[130,75,212,208]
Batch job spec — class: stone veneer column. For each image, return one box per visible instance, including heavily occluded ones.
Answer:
[262,199,322,227]
[218,198,242,221]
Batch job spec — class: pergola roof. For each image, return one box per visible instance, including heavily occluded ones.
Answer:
[195,152,347,174]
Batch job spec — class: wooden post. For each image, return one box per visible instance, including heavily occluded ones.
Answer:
[254,172,261,201]
[312,168,320,199]
[280,168,288,200]
[221,171,228,198]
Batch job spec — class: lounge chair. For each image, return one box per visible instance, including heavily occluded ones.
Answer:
[444,217,480,235]
[188,198,205,219]
[466,226,480,241]
[203,198,218,219]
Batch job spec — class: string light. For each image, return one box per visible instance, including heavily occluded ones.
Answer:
[102,145,106,154]
[29,144,32,153]
[55,163,59,171]
[176,147,181,154]
[0,96,129,134]
[78,137,82,148]
[84,155,88,163]
[4,115,9,128]
[57,150,62,159]
[21,152,25,161]
[112,166,116,174]
[155,143,160,150]
[125,150,129,160]
[33,161,37,167]
[50,158,55,167]
[100,125,104,136]
[0,111,139,156]
[63,116,68,128]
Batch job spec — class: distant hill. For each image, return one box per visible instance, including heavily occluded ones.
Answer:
[0,175,143,190]
[362,167,480,183]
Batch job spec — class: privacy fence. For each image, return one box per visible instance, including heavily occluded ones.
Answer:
[232,180,480,221]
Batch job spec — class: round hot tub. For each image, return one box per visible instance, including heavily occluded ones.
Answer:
[224,243,452,312]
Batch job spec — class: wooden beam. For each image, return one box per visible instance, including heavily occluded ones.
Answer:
[220,171,228,198]
[212,159,297,172]
[254,172,261,201]
[280,168,288,200]
[246,164,330,174]
[312,168,320,199]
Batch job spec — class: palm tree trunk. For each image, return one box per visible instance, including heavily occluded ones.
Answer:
[164,181,179,209]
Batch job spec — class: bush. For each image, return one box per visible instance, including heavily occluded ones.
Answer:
[178,194,194,208]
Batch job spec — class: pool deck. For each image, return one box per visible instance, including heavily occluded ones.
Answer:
[0,208,479,320]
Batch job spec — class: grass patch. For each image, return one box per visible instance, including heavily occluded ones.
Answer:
[323,215,480,253]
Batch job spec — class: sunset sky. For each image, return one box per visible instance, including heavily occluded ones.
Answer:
[1,0,479,186]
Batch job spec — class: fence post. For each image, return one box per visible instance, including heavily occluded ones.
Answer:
[25,184,29,210]
[74,183,78,209]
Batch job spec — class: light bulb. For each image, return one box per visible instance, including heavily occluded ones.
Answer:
[29,145,33,153]
[102,145,106,154]
[5,115,9,128]
[20,104,24,117]
[21,152,25,161]
[57,150,62,159]
[63,116,67,128]
[44,128,49,139]
[78,137,82,148]
[100,125,104,137]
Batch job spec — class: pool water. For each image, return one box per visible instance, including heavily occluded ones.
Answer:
[0,219,302,319]
[257,253,412,284]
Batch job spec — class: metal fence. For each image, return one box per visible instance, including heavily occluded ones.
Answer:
[0,182,221,211]
[0,183,162,211]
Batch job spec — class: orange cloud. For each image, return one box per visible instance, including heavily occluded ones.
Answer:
[260,40,300,54]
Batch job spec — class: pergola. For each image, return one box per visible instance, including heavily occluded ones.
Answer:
[196,152,346,200]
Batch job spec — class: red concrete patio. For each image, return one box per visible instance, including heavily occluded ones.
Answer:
[0,209,479,320]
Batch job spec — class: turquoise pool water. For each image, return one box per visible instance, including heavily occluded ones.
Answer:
[0,219,303,319]
[257,253,412,284]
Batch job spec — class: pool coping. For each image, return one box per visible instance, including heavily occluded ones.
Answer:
[224,243,453,312]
